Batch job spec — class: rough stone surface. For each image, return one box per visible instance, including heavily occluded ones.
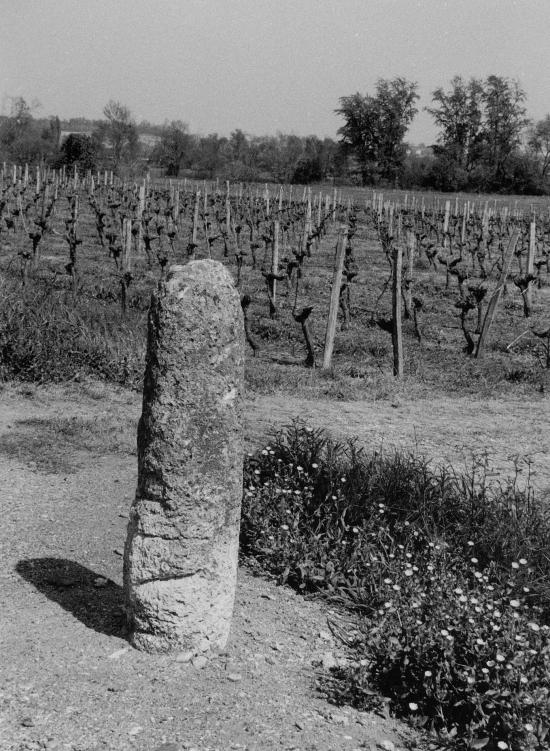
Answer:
[124,260,245,653]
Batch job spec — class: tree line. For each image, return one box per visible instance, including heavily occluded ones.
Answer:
[2,75,550,195]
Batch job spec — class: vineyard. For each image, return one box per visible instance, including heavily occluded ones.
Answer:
[2,167,550,751]
[1,165,550,398]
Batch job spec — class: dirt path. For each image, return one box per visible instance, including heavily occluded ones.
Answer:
[246,394,550,499]
[0,380,548,751]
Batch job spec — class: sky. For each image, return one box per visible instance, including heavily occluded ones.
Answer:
[2,0,550,145]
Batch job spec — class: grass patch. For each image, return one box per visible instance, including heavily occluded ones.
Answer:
[241,424,550,750]
[0,280,146,388]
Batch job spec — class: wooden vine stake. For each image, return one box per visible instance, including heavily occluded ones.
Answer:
[192,190,200,245]
[392,243,404,378]
[475,229,520,358]
[404,230,415,318]
[137,183,146,255]
[443,200,450,251]
[120,218,133,315]
[526,218,536,313]
[271,220,280,307]
[225,181,231,236]
[322,227,347,370]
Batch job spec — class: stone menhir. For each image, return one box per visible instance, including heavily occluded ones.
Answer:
[124,260,244,653]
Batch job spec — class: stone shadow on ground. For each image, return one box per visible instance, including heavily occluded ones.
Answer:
[16,558,127,638]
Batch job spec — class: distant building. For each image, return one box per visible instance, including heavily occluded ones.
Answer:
[406,143,434,158]
[138,133,161,148]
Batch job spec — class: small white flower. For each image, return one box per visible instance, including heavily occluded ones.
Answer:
[497,742,508,750]
[404,570,414,577]
[510,599,520,608]
[311,463,318,469]
[471,557,479,564]
[408,702,418,711]
[519,558,528,565]
[528,622,540,632]
[424,670,432,677]
[511,562,519,569]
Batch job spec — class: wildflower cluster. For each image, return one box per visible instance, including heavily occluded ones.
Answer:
[241,423,550,751]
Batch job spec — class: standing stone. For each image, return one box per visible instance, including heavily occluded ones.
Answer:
[124,260,245,653]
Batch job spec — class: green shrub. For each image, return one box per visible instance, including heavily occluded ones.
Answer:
[241,424,550,750]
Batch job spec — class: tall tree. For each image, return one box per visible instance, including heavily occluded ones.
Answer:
[0,97,59,164]
[95,100,139,173]
[336,78,419,185]
[528,115,550,185]
[426,76,484,174]
[428,76,530,191]
[375,78,421,182]
[59,133,98,171]
[481,75,529,187]
[154,121,192,176]
[193,133,228,178]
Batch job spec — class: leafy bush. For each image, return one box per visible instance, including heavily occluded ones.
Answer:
[241,424,550,750]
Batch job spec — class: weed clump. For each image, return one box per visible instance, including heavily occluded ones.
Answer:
[241,424,550,750]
